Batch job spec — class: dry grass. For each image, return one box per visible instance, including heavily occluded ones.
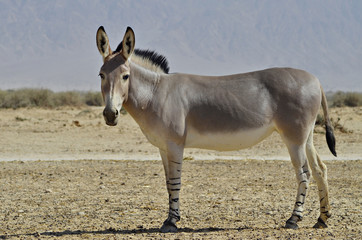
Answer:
[327,91,362,107]
[0,89,103,109]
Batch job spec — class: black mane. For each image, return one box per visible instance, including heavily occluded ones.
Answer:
[134,49,170,74]
[113,42,170,74]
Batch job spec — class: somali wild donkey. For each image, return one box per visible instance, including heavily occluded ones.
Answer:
[96,26,336,232]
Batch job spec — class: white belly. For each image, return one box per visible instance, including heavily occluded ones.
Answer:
[185,123,275,151]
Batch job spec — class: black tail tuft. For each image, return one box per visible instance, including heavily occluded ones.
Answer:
[326,125,337,157]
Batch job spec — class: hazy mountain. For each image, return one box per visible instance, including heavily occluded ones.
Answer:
[0,0,361,91]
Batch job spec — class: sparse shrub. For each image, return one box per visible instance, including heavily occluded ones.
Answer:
[52,91,83,107]
[330,117,352,133]
[15,116,27,121]
[343,93,361,107]
[26,89,55,108]
[84,91,103,106]
[315,113,351,133]
[0,90,6,104]
[0,88,105,108]
[0,89,55,108]
[1,89,35,108]
[331,91,345,107]
[330,91,362,107]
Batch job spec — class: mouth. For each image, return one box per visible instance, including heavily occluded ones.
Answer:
[104,118,118,126]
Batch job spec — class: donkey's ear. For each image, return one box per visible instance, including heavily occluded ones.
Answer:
[96,26,112,61]
[121,27,135,60]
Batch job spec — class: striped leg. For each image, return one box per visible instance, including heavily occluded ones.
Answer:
[306,130,331,228]
[159,142,184,233]
[285,142,311,229]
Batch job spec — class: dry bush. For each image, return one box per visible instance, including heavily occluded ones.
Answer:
[0,89,103,109]
[84,91,103,106]
[330,91,362,107]
[343,93,362,107]
[0,89,54,108]
[315,113,352,134]
[52,91,83,107]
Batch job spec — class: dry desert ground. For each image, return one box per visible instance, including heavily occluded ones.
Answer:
[0,106,361,239]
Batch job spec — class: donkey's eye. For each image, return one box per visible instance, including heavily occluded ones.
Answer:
[123,74,129,80]
[99,73,105,80]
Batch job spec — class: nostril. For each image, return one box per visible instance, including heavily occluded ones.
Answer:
[115,109,119,116]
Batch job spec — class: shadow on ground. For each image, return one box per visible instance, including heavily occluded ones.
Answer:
[0,226,252,238]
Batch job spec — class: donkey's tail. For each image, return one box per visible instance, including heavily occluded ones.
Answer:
[321,86,337,157]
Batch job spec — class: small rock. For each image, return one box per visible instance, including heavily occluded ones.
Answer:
[45,189,53,193]
[78,211,85,216]
[73,120,81,127]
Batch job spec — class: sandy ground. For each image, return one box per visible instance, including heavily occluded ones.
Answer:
[0,106,361,239]
[0,107,361,161]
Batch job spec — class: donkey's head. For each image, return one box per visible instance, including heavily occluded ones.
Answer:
[96,26,135,126]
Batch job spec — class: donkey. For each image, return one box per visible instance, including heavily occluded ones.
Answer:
[96,26,336,232]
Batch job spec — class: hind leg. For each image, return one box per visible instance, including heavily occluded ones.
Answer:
[306,130,331,228]
[283,140,311,229]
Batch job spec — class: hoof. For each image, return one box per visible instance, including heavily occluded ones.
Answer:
[285,215,301,229]
[313,217,328,229]
[160,220,178,233]
[285,220,299,229]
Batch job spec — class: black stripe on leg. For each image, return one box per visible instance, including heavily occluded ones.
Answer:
[169,182,181,186]
[169,212,180,221]
[299,180,307,185]
[170,207,179,212]
[169,207,180,220]
[293,214,303,220]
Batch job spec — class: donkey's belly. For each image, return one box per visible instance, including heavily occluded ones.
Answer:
[185,123,275,151]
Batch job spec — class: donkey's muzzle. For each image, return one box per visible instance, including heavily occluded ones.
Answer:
[103,107,119,126]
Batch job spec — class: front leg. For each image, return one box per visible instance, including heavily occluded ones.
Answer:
[159,142,184,233]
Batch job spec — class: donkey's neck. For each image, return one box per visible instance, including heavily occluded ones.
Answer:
[123,62,160,114]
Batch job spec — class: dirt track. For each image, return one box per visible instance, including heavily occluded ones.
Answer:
[0,107,361,239]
